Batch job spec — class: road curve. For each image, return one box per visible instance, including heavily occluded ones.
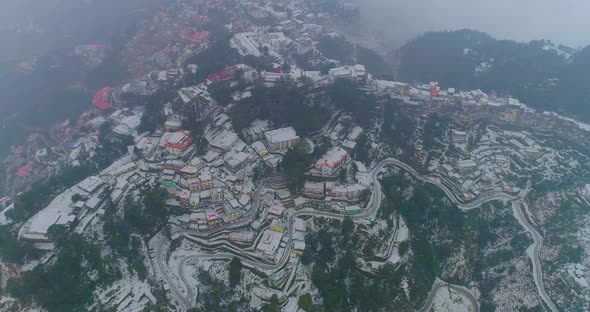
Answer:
[375,158,517,211]
[155,157,539,310]
[511,201,558,312]
[418,278,479,312]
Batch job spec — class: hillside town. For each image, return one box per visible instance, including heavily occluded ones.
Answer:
[2,0,590,312]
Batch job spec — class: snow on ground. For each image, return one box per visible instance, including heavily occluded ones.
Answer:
[94,274,155,312]
[430,286,473,312]
[395,217,409,242]
[0,204,14,225]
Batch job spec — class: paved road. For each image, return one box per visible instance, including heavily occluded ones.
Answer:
[419,279,479,312]
[152,157,549,310]
[311,110,343,141]
[151,236,190,311]
[511,201,558,312]
[376,158,517,211]
[168,158,403,306]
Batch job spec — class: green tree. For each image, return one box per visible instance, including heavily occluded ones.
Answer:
[263,294,281,312]
[228,257,242,287]
[281,143,313,192]
[341,217,354,235]
[298,293,314,311]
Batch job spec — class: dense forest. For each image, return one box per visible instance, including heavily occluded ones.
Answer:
[398,29,590,120]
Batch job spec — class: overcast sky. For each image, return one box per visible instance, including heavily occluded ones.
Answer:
[353,0,590,49]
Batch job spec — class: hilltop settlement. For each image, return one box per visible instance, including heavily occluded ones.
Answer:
[2,1,590,312]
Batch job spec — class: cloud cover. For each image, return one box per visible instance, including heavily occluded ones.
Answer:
[353,0,590,48]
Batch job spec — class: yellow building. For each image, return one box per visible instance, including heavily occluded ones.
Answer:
[270,219,286,233]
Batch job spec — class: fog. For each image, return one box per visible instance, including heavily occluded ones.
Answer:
[353,0,590,49]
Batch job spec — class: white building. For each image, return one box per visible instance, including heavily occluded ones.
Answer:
[256,229,284,260]
[264,127,299,152]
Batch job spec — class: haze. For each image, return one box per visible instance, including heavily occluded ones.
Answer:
[353,0,590,49]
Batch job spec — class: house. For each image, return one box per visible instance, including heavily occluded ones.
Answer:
[224,152,251,173]
[256,229,284,260]
[165,131,192,155]
[264,127,299,152]
[209,130,239,152]
[179,189,191,206]
[206,209,220,227]
[243,120,271,143]
[270,219,286,233]
[293,197,306,209]
[313,147,348,176]
[164,117,182,132]
[456,159,477,173]
[452,130,468,144]
[252,141,268,157]
[269,203,285,217]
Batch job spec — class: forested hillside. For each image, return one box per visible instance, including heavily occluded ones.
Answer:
[398,29,590,120]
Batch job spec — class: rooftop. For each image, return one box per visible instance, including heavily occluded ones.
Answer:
[264,127,299,144]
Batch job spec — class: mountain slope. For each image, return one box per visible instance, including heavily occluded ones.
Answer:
[398,29,590,120]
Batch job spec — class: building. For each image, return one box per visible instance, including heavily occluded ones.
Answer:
[327,184,367,202]
[256,229,284,260]
[344,205,361,214]
[224,152,251,173]
[77,176,104,194]
[313,147,348,176]
[165,131,192,155]
[293,196,306,209]
[230,32,263,57]
[264,127,300,152]
[229,231,256,244]
[270,219,286,233]
[164,117,182,132]
[251,141,268,157]
[303,181,328,199]
[452,130,468,144]
[206,209,220,228]
[111,189,125,205]
[243,120,271,142]
[222,205,241,223]
[180,166,200,179]
[209,130,239,152]
[35,148,49,162]
[269,203,285,217]
[456,159,478,173]
[522,147,543,160]
[190,193,200,207]
[210,188,225,202]
[179,189,191,207]
[188,31,211,44]
[0,196,11,209]
[207,65,240,85]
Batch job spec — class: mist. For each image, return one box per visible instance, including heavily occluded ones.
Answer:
[352,0,590,49]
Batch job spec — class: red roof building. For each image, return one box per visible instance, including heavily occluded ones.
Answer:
[165,131,193,156]
[17,165,30,177]
[188,31,211,43]
[93,87,114,110]
[207,66,238,84]
[314,147,349,175]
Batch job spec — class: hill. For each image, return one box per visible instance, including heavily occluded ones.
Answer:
[397,29,590,120]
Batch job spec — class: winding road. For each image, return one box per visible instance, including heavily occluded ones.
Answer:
[151,157,556,311]
[511,201,558,312]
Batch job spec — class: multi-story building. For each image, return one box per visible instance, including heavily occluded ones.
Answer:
[264,127,299,152]
[451,130,468,144]
[327,184,368,202]
[313,147,348,176]
[181,173,213,192]
[165,131,192,155]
